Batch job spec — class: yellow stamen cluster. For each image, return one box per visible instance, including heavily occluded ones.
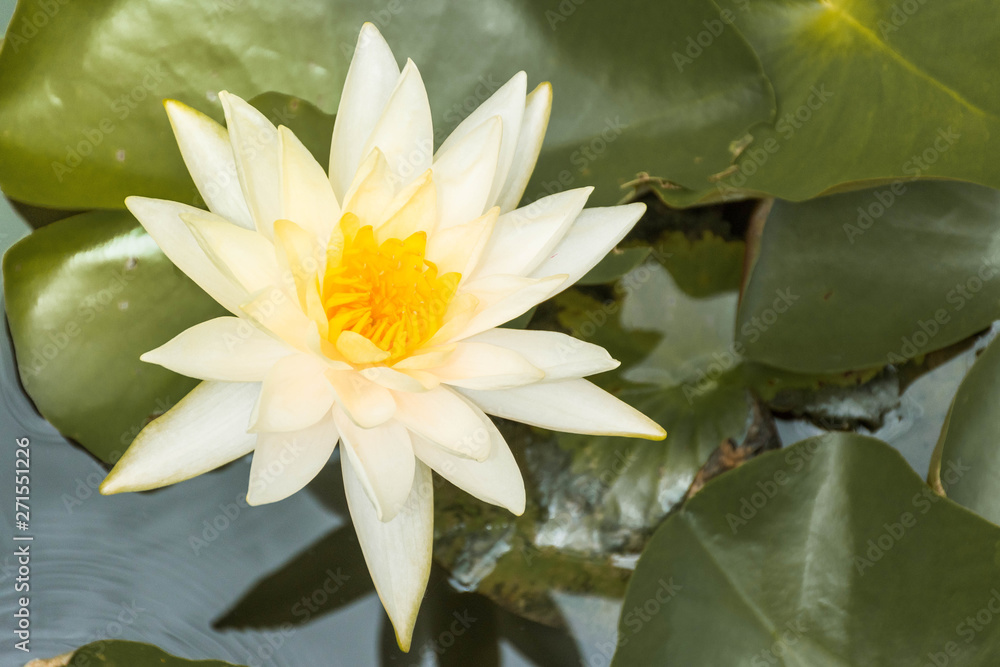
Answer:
[323,217,460,362]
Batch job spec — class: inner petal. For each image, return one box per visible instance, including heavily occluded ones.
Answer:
[323,214,460,363]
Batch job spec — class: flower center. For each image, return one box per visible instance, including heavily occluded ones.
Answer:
[323,216,460,362]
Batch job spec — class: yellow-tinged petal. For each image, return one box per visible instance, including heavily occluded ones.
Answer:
[336,330,391,364]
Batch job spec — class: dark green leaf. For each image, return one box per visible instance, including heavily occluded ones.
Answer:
[658,0,1000,206]
[0,0,774,209]
[614,433,1000,665]
[738,182,1000,373]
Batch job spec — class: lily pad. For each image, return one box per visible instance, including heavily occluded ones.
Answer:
[0,0,774,209]
[2,209,225,462]
[738,181,1000,374]
[657,0,1000,207]
[929,332,1000,525]
[31,641,244,666]
[614,433,1000,665]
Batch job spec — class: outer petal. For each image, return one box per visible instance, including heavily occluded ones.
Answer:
[343,454,432,652]
[465,329,619,381]
[163,100,254,230]
[436,274,566,342]
[251,354,336,432]
[333,407,415,521]
[330,22,401,201]
[529,203,646,293]
[430,117,502,230]
[361,59,434,188]
[436,72,526,207]
[411,417,525,515]
[494,82,552,213]
[141,316,293,381]
[279,126,341,242]
[100,382,259,494]
[181,209,281,293]
[430,341,543,390]
[393,386,493,460]
[124,196,249,315]
[246,413,339,505]
[459,378,666,439]
[220,91,282,238]
[470,187,592,279]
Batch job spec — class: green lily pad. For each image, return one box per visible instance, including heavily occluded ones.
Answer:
[929,333,1000,524]
[738,181,1000,374]
[656,0,1000,207]
[613,433,1000,665]
[0,0,774,209]
[2,210,225,462]
[36,641,244,666]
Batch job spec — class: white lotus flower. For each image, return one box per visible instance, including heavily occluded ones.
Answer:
[100,23,665,649]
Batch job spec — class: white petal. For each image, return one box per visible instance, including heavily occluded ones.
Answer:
[466,329,619,381]
[431,341,543,390]
[439,274,566,342]
[343,454,432,652]
[252,354,335,432]
[437,72,526,208]
[220,91,282,238]
[411,420,525,515]
[100,382,259,494]
[471,187,592,279]
[393,386,493,460]
[431,116,502,230]
[361,366,428,393]
[530,203,646,293]
[279,125,341,242]
[181,209,281,293]
[330,23,401,201]
[240,286,318,352]
[141,316,293,382]
[361,59,433,188]
[125,196,249,315]
[494,82,552,213]
[327,371,397,428]
[246,413,339,505]
[164,100,254,230]
[458,378,666,439]
[425,207,497,276]
[333,407,415,521]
